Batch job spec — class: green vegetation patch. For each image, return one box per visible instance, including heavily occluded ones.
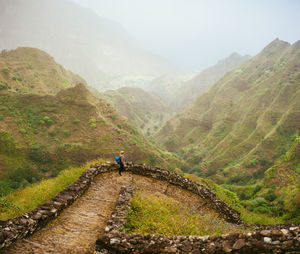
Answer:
[125,192,245,236]
[0,158,105,220]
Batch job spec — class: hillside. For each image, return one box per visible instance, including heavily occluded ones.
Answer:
[156,39,300,181]
[176,53,250,110]
[147,53,249,110]
[262,137,300,222]
[0,48,184,196]
[0,0,176,90]
[102,87,173,135]
[0,47,85,95]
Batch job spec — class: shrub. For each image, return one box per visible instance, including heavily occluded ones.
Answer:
[43,116,53,125]
[73,119,80,124]
[245,158,258,168]
[0,115,3,121]
[189,137,195,143]
[1,68,9,76]
[149,153,156,166]
[111,114,116,119]
[253,184,263,195]
[63,130,71,137]
[48,129,58,136]
[19,129,26,134]
[263,189,277,202]
[90,123,96,128]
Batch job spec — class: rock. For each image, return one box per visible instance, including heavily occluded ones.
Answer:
[264,237,272,243]
[163,246,177,253]
[271,230,282,236]
[233,239,245,250]
[110,238,120,244]
[223,241,232,253]
[281,229,289,235]
[271,241,280,245]
[260,230,271,236]
[0,232,6,244]
[32,213,42,220]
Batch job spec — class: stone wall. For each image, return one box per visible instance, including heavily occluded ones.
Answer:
[0,163,113,250]
[96,175,300,253]
[126,163,242,224]
[0,162,299,253]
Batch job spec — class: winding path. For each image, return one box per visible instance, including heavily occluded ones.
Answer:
[3,171,237,254]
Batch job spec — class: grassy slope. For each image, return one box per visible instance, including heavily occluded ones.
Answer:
[0,48,184,196]
[0,84,183,194]
[102,87,173,136]
[0,47,85,95]
[125,191,246,236]
[175,53,250,110]
[156,39,300,181]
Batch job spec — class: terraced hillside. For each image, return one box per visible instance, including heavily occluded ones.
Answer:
[102,87,173,135]
[156,39,300,180]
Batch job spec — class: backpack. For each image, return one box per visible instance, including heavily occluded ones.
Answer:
[115,156,121,164]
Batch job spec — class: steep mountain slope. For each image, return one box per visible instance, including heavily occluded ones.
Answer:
[261,137,300,222]
[147,53,249,110]
[0,47,85,95]
[156,39,300,179]
[176,53,250,109]
[102,87,173,135]
[0,84,183,194]
[0,0,176,90]
[0,48,184,196]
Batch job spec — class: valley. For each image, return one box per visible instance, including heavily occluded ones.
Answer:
[0,1,299,252]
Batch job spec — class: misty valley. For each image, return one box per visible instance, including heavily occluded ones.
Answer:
[0,0,299,253]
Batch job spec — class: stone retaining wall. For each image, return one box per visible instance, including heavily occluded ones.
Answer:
[96,178,300,254]
[126,163,242,224]
[0,162,299,253]
[0,163,113,250]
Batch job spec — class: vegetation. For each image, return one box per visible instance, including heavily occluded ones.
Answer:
[156,39,300,183]
[125,192,246,236]
[0,158,105,220]
[0,47,86,95]
[101,87,173,136]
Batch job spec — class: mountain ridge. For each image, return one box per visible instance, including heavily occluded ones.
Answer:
[156,39,300,178]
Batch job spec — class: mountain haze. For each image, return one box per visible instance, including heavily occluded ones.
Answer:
[156,39,300,179]
[102,87,173,135]
[0,0,177,90]
[148,53,250,110]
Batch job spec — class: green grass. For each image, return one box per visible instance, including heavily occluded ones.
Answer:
[124,192,246,236]
[0,158,105,220]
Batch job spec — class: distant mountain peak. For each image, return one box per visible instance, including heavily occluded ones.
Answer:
[262,38,290,54]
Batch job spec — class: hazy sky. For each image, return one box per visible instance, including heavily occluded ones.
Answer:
[72,0,300,71]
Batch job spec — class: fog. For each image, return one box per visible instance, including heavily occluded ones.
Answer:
[71,0,300,71]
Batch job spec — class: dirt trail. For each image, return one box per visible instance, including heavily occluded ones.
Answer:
[3,171,235,254]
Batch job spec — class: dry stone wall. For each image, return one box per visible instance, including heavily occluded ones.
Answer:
[96,173,300,253]
[0,163,113,250]
[0,162,299,253]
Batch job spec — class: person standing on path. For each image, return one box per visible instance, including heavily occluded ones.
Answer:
[119,151,126,176]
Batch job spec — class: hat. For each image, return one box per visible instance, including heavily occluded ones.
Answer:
[120,151,124,154]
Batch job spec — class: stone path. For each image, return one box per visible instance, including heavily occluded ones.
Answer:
[3,171,235,254]
[3,172,133,254]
